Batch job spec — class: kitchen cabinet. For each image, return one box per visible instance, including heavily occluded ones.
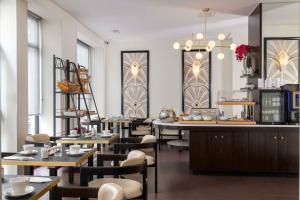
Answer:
[248,128,279,172]
[278,128,299,173]
[190,127,298,173]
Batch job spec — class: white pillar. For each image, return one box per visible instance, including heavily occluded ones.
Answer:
[0,0,28,155]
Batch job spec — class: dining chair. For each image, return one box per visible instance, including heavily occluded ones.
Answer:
[129,118,154,137]
[114,135,158,193]
[80,151,148,200]
[25,134,60,147]
[158,129,181,150]
[52,183,125,200]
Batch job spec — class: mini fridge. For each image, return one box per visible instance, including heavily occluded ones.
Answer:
[256,89,288,124]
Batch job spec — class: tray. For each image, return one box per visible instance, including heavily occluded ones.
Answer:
[178,120,217,124]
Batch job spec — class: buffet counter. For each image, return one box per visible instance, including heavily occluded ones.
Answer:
[153,120,299,174]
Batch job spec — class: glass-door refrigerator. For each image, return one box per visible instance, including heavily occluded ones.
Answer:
[259,89,288,124]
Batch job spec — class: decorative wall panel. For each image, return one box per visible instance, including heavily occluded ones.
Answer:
[264,38,300,84]
[182,50,211,114]
[121,51,149,118]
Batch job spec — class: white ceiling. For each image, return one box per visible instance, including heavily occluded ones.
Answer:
[52,0,299,41]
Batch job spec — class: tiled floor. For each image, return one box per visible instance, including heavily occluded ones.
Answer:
[36,145,299,200]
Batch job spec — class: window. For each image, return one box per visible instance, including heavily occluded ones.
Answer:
[77,40,90,68]
[27,12,41,134]
[77,40,91,110]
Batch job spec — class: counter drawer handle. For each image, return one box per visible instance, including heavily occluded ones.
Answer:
[273,136,277,140]
[214,135,218,139]
[280,136,284,140]
[221,135,224,139]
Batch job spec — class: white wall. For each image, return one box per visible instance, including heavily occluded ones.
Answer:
[28,0,106,135]
[0,0,28,174]
[106,37,248,117]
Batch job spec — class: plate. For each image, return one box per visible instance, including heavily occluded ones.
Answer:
[66,152,85,157]
[5,186,35,197]
[30,177,51,183]
[99,133,113,138]
[19,150,38,156]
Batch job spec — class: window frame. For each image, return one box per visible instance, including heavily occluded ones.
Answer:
[27,11,42,134]
[77,39,91,69]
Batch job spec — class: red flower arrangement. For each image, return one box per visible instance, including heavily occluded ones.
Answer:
[235,44,252,61]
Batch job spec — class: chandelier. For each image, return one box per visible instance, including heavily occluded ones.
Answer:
[173,8,237,60]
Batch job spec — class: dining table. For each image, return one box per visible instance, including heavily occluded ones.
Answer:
[1,147,96,176]
[56,133,118,152]
[2,175,60,200]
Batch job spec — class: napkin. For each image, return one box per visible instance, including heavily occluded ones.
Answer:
[61,137,78,140]
[30,177,52,183]
[3,156,34,161]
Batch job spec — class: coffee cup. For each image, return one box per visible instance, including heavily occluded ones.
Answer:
[41,147,49,159]
[102,130,110,135]
[69,145,80,154]
[23,144,34,153]
[70,130,78,136]
[9,177,29,195]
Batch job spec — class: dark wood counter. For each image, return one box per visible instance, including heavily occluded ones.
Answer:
[153,121,299,174]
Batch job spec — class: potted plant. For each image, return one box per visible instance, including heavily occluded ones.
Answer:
[235,44,256,76]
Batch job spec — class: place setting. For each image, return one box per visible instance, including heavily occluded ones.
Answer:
[65,145,93,157]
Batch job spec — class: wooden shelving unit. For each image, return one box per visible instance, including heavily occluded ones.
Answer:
[217,101,256,105]
[53,55,101,136]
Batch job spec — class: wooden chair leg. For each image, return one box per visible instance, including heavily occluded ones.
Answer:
[68,167,74,184]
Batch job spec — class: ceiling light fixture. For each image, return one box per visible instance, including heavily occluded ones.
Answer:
[173,8,237,60]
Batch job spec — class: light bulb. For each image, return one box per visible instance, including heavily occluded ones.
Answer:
[218,33,226,41]
[196,33,204,40]
[185,46,192,51]
[217,52,225,60]
[173,42,180,50]
[186,40,193,47]
[205,46,212,52]
[230,43,237,51]
[208,40,216,48]
[196,52,203,59]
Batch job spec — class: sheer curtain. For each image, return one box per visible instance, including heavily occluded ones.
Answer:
[27,13,41,134]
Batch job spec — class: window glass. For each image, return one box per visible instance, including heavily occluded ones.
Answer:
[27,13,41,134]
[77,41,90,68]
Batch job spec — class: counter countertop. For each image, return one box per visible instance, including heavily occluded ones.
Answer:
[153,120,300,128]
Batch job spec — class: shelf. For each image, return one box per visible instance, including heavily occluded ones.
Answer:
[55,91,91,95]
[240,74,255,78]
[55,115,88,119]
[217,101,256,105]
[240,87,257,91]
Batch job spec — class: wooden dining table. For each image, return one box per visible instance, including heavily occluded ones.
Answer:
[56,133,118,151]
[1,147,96,176]
[2,175,60,200]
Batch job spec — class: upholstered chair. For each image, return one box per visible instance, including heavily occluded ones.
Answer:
[81,150,148,200]
[158,129,181,150]
[114,135,158,193]
[129,118,154,137]
[98,183,125,200]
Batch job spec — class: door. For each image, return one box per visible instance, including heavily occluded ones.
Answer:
[190,130,209,171]
[208,130,233,171]
[248,128,279,172]
[278,128,299,173]
[232,128,249,171]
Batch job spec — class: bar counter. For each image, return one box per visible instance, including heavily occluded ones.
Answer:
[153,120,299,174]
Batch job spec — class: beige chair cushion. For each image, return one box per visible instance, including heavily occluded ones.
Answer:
[89,178,142,199]
[160,129,179,136]
[143,118,154,123]
[26,134,50,143]
[131,130,151,136]
[120,150,145,167]
[136,125,151,131]
[98,183,125,200]
[141,135,156,143]
[145,155,155,165]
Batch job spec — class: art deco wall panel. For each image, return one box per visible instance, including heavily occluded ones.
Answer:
[182,50,211,114]
[264,38,299,84]
[121,51,149,118]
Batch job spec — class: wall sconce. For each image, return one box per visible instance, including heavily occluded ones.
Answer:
[276,50,290,85]
[130,62,140,76]
[277,50,289,69]
[192,61,201,76]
